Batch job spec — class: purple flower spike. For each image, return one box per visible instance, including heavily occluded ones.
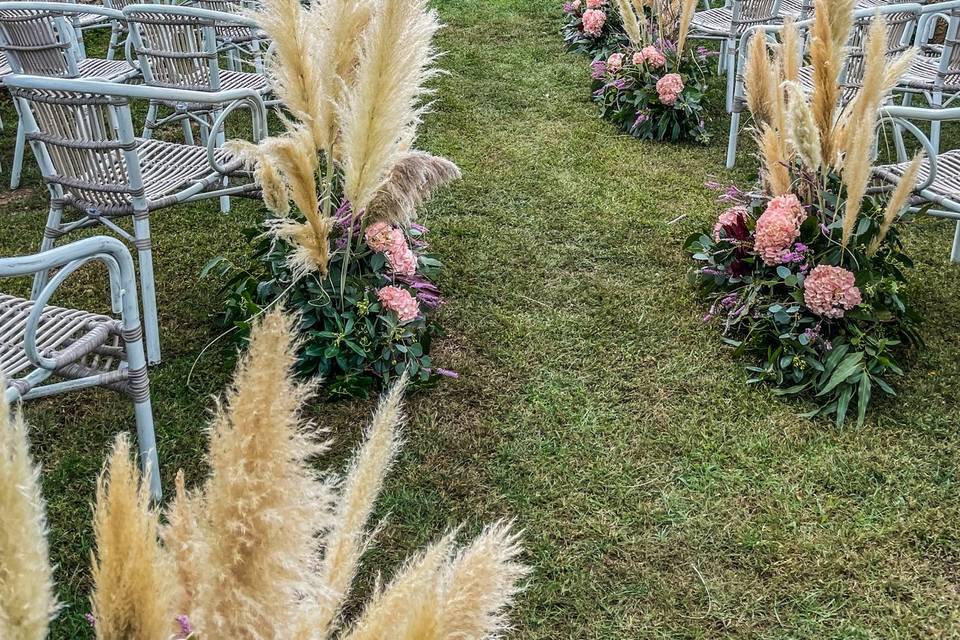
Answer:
[436,368,460,379]
[176,614,194,638]
[84,614,96,629]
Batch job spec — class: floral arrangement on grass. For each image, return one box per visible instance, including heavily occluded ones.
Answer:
[686,4,925,424]
[0,310,528,639]
[590,0,711,143]
[561,0,627,59]
[209,0,460,396]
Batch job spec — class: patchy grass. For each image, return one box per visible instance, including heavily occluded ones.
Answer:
[1,0,959,637]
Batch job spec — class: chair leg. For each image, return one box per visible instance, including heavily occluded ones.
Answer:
[10,117,26,190]
[952,222,960,263]
[725,38,737,113]
[180,117,195,145]
[214,114,230,213]
[930,90,943,154]
[892,92,912,162]
[726,110,741,169]
[31,201,63,299]
[132,211,162,364]
[142,101,158,139]
[120,298,161,501]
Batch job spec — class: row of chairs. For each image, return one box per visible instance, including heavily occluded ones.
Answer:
[0,1,275,500]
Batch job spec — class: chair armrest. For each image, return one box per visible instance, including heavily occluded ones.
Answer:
[0,237,140,372]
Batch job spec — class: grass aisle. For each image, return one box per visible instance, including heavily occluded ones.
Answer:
[0,0,958,637]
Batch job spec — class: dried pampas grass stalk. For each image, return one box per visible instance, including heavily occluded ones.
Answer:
[677,0,697,54]
[225,140,291,216]
[186,308,334,639]
[868,153,923,256]
[430,520,528,639]
[254,0,324,143]
[368,151,461,225]
[784,81,821,171]
[745,34,777,127]
[312,376,407,634]
[760,124,790,196]
[809,0,854,165]
[781,19,800,83]
[90,434,175,640]
[338,0,441,215]
[308,0,376,157]
[838,15,916,247]
[616,0,643,46]
[160,472,205,619]
[0,391,59,640]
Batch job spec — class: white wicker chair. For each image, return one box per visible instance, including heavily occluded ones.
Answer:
[875,104,960,261]
[0,1,137,188]
[124,3,271,212]
[4,74,269,364]
[1,235,160,500]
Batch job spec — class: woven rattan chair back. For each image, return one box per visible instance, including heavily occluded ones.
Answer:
[731,0,780,31]
[0,7,80,76]
[12,86,143,213]
[843,9,918,87]
[127,8,221,92]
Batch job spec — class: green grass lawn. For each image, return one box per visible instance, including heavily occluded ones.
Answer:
[2,0,960,637]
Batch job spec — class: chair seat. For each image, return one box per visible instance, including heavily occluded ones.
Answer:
[0,293,117,380]
[901,54,960,93]
[875,149,960,207]
[137,138,235,202]
[219,69,269,93]
[0,52,9,77]
[76,57,135,81]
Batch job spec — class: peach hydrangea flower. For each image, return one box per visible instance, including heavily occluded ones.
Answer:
[377,285,420,323]
[656,73,684,105]
[386,243,418,276]
[632,50,644,65]
[581,8,606,36]
[766,193,806,226]
[365,221,396,253]
[803,265,862,318]
[641,45,666,68]
[754,199,801,265]
[607,52,624,72]
[586,0,603,8]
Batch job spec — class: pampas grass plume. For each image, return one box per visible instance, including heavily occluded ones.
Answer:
[186,308,333,639]
[615,0,643,46]
[338,0,440,214]
[868,152,923,255]
[0,391,59,640]
[368,151,461,225]
[745,34,776,127]
[89,434,175,640]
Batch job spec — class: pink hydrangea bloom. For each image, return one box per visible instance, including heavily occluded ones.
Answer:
[386,244,418,276]
[713,205,748,242]
[606,52,624,72]
[632,50,644,65]
[378,285,420,324]
[766,193,806,226]
[365,221,396,253]
[586,0,602,8]
[754,199,802,265]
[640,45,666,68]
[656,73,684,105]
[571,0,581,8]
[803,265,862,319]
[581,8,606,36]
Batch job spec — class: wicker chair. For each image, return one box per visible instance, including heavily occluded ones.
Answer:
[897,0,960,155]
[689,0,784,109]
[0,1,137,189]
[1,235,160,500]
[124,3,271,212]
[724,2,922,168]
[4,74,269,364]
[874,104,960,261]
